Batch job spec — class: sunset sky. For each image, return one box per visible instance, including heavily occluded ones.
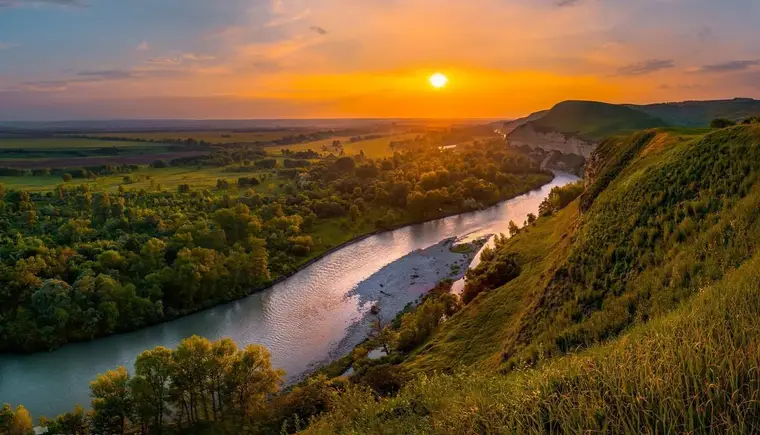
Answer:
[1,0,759,120]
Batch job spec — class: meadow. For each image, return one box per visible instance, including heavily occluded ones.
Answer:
[0,137,173,150]
[82,130,303,144]
[0,165,290,194]
[270,133,419,159]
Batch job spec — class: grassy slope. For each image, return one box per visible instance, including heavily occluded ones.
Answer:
[306,252,760,434]
[525,100,667,140]
[304,124,760,434]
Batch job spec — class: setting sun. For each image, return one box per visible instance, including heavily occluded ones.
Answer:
[429,73,449,89]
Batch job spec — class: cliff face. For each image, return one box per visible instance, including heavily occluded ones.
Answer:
[583,147,602,189]
[507,123,597,159]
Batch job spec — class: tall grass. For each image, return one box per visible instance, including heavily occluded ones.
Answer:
[305,254,760,434]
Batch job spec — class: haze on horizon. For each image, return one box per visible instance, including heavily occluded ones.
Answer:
[1,0,759,121]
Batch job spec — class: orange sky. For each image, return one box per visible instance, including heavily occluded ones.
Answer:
[2,0,760,119]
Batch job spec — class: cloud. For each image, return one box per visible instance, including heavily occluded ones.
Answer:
[0,0,86,7]
[309,26,328,35]
[22,80,70,92]
[264,8,311,28]
[0,42,17,50]
[695,60,760,73]
[617,59,675,76]
[136,41,150,51]
[24,66,190,92]
[146,53,215,65]
[554,0,582,7]
[77,70,136,80]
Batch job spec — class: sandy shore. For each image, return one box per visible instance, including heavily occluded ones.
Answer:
[325,235,490,361]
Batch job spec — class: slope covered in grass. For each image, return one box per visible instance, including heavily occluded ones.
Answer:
[306,252,760,434]
[302,124,760,434]
[516,100,667,141]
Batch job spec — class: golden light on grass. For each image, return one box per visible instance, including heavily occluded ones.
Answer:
[429,72,449,89]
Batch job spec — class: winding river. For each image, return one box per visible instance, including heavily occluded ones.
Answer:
[0,172,579,418]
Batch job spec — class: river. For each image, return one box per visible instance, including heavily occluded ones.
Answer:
[0,172,579,418]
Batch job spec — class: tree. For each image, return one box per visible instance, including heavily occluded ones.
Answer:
[349,204,361,222]
[370,320,398,355]
[40,404,88,435]
[462,244,520,304]
[171,335,213,425]
[710,118,736,128]
[225,344,284,420]
[90,366,133,435]
[527,213,537,225]
[131,346,174,431]
[508,220,520,237]
[62,173,73,182]
[9,405,32,435]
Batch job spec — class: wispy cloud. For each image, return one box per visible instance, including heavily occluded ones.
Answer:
[146,53,215,65]
[24,66,189,92]
[0,42,17,51]
[136,40,150,51]
[77,69,136,80]
[695,60,760,73]
[309,26,328,35]
[617,59,675,76]
[264,8,311,28]
[555,0,582,7]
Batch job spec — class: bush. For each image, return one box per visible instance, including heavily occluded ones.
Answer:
[710,118,736,128]
[462,237,521,304]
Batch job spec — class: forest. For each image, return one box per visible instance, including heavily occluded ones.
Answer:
[0,138,551,352]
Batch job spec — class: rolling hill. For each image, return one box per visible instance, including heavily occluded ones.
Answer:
[505,100,668,159]
[631,97,760,127]
[505,98,760,161]
[303,124,760,434]
[522,100,667,140]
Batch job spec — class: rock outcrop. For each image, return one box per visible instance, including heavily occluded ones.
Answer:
[507,123,597,159]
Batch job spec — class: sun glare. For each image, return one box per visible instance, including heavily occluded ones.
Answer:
[429,73,449,89]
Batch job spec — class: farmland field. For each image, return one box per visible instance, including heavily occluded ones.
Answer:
[83,130,310,144]
[0,164,290,194]
[272,133,419,158]
[0,138,168,149]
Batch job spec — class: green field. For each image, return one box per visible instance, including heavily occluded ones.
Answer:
[274,133,418,158]
[0,137,169,150]
[85,130,307,144]
[0,165,291,194]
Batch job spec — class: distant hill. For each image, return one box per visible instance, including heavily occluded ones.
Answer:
[500,109,549,134]
[522,100,667,140]
[505,98,760,159]
[630,97,760,127]
[505,101,666,158]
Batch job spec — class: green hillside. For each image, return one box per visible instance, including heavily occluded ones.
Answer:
[303,124,760,434]
[632,97,760,127]
[518,100,667,140]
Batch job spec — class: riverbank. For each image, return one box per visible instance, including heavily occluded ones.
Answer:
[303,235,490,381]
